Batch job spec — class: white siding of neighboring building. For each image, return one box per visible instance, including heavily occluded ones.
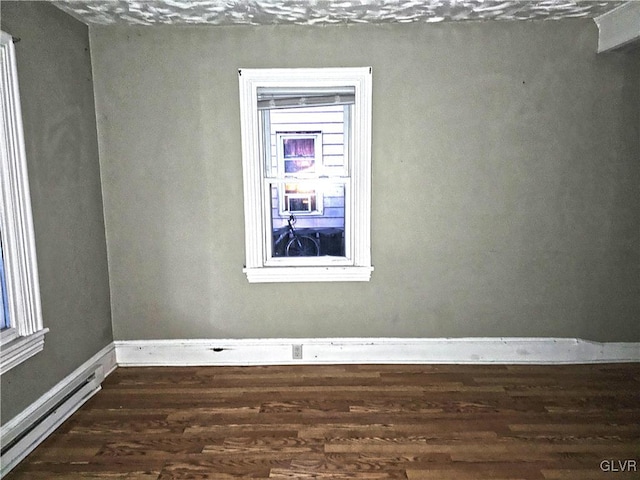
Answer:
[267,105,348,231]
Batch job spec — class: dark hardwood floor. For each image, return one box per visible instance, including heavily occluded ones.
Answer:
[6,363,640,479]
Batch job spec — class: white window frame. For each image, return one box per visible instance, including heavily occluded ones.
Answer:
[239,67,373,283]
[0,30,47,374]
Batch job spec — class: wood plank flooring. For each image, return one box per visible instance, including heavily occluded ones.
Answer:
[6,363,640,479]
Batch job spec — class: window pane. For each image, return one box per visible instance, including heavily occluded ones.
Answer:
[262,104,350,179]
[270,183,346,258]
[0,235,10,330]
[283,137,317,174]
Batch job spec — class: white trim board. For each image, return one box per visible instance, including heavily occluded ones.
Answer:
[115,337,640,367]
[0,328,49,373]
[0,343,117,477]
[594,2,640,52]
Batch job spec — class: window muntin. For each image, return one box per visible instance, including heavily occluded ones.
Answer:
[239,67,373,282]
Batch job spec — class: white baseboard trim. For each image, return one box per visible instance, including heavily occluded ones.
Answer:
[115,337,640,367]
[0,343,117,477]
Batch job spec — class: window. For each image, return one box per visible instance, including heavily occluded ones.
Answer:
[276,132,324,216]
[238,67,373,282]
[0,30,47,374]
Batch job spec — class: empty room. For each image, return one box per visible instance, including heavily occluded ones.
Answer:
[0,1,639,479]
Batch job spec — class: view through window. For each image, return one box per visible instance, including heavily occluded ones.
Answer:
[259,89,353,260]
[0,236,9,330]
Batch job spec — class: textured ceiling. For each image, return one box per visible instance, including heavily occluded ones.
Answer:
[53,0,629,25]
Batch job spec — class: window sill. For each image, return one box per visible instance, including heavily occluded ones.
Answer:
[0,328,49,375]
[244,266,374,283]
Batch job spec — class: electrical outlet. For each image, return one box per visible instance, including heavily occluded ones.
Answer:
[292,344,303,359]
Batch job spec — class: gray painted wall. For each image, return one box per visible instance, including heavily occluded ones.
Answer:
[0,2,112,424]
[90,20,640,343]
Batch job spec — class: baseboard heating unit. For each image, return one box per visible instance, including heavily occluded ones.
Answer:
[0,344,116,477]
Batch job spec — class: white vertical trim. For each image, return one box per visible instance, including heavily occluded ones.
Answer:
[594,2,640,52]
[238,68,263,273]
[352,67,372,269]
[0,30,46,373]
